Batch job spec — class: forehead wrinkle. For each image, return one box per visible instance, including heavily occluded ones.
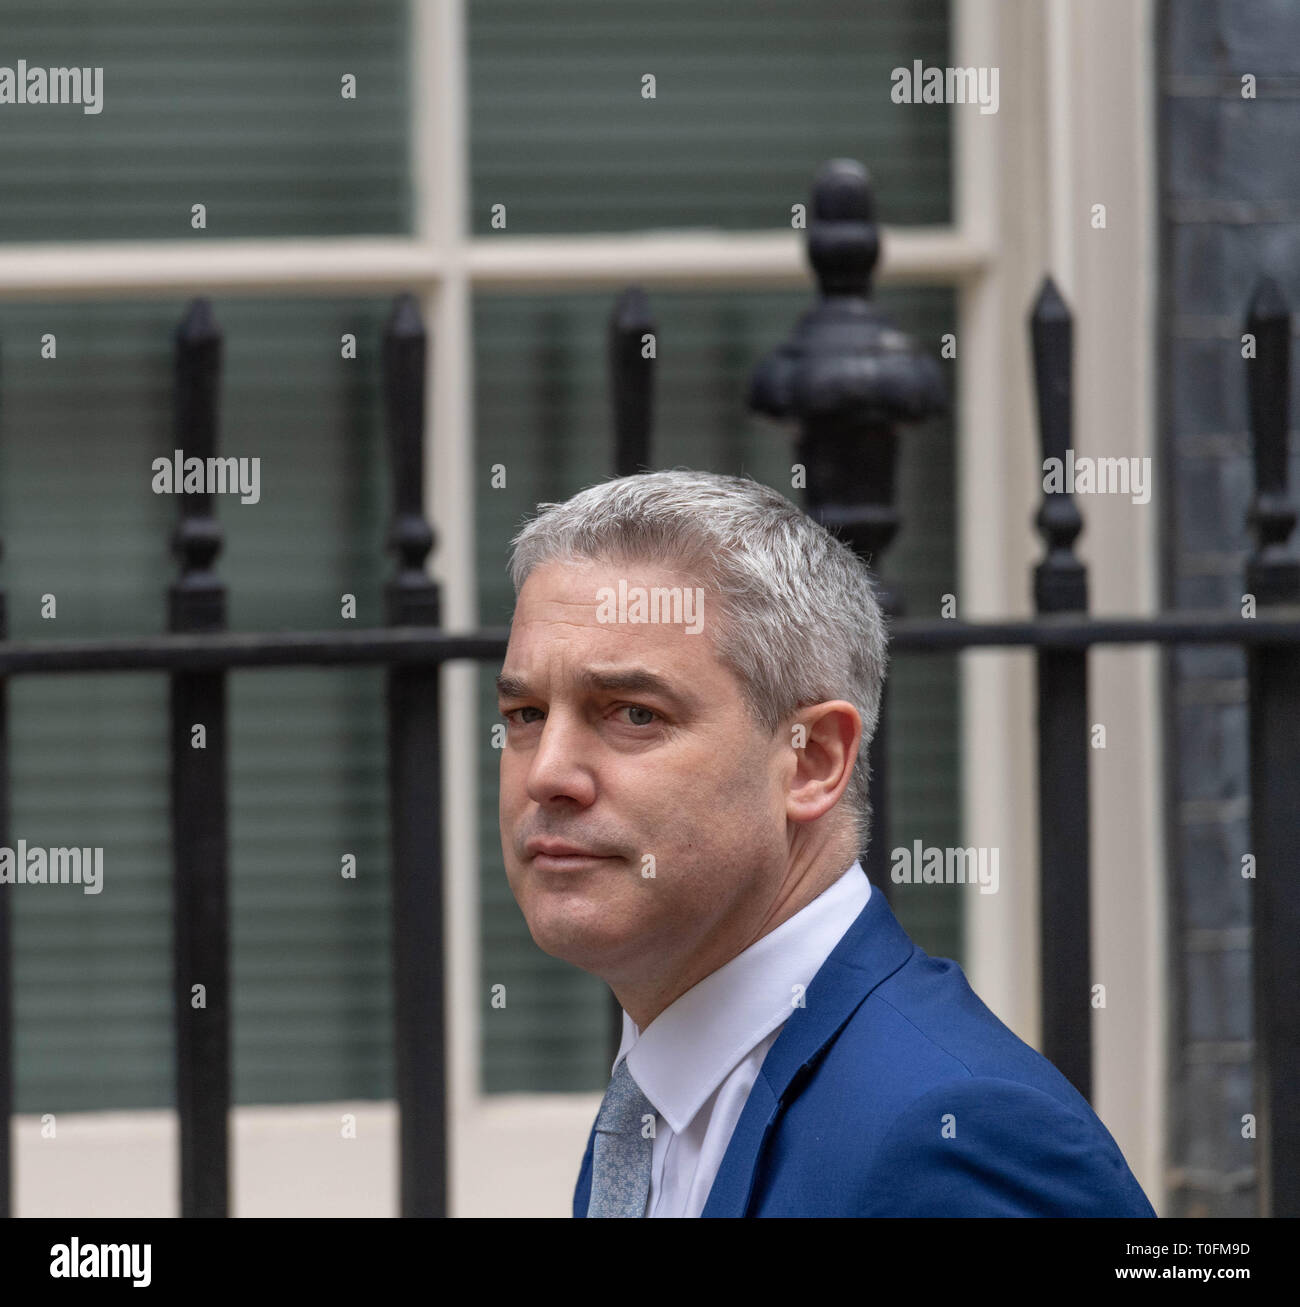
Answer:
[504,562,733,706]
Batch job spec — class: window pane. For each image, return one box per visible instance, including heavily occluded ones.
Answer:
[475,284,959,1092]
[0,1,412,242]
[469,0,951,234]
[1,296,394,1110]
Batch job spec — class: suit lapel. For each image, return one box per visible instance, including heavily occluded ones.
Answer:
[573,1119,596,1217]
[700,886,914,1216]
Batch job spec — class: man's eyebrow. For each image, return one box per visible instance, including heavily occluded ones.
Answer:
[496,667,695,707]
[495,673,531,700]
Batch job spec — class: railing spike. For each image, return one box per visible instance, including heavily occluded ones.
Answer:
[608,285,656,476]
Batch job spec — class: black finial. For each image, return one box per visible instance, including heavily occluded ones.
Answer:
[1031,276,1087,613]
[747,158,945,614]
[750,161,943,428]
[807,158,880,298]
[383,292,439,626]
[177,297,220,347]
[608,286,656,476]
[169,298,226,632]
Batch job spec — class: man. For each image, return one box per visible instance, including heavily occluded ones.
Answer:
[497,468,1156,1218]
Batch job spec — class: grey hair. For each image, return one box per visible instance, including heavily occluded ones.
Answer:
[505,469,889,858]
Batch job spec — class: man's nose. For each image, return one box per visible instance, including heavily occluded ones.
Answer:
[525,711,597,806]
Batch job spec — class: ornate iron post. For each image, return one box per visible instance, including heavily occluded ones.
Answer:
[1030,277,1092,1100]
[382,293,447,1217]
[749,158,945,898]
[168,298,231,1216]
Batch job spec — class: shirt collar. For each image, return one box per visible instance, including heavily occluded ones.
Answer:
[615,859,871,1136]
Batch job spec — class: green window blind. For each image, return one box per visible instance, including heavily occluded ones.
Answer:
[470,0,951,233]
[0,0,412,242]
[475,284,960,1093]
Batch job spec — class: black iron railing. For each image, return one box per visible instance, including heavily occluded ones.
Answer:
[0,157,1295,1219]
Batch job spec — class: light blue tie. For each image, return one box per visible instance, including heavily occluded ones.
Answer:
[587,1058,657,1218]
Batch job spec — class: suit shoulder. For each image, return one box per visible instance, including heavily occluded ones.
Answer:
[848,948,1097,1118]
[754,949,1155,1215]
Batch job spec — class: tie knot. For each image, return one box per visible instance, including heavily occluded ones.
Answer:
[596,1058,655,1135]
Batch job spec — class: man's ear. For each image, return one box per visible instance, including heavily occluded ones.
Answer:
[784,701,862,826]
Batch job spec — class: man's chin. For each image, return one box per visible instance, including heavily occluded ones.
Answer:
[528,916,622,971]
[524,896,641,975]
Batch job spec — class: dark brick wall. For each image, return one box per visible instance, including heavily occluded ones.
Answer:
[1158,0,1300,1216]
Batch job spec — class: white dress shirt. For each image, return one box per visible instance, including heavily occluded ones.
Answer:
[610,858,871,1217]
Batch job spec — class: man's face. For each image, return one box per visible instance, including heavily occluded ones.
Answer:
[498,556,790,989]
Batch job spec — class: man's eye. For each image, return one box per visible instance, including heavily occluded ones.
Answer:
[620,705,659,727]
[500,705,659,727]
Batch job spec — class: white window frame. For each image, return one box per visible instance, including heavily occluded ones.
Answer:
[954,0,1164,1215]
[7,0,1163,1217]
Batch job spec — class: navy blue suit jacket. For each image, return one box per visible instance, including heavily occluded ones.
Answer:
[574,884,1157,1217]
